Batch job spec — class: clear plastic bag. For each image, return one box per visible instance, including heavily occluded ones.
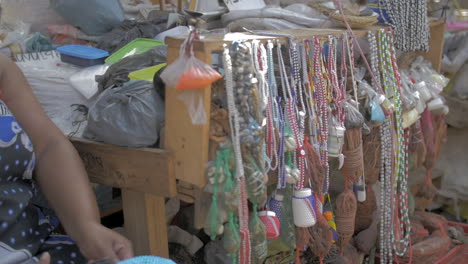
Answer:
[400,71,419,111]
[344,100,365,129]
[411,57,449,96]
[160,37,222,90]
[358,80,385,124]
[161,31,221,124]
[69,65,109,99]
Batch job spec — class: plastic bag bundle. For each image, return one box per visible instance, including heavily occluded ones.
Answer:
[344,101,365,129]
[410,57,449,96]
[334,189,357,253]
[400,73,419,112]
[96,17,168,53]
[50,0,125,36]
[84,80,164,147]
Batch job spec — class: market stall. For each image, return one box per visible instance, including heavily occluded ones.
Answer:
[0,0,466,263]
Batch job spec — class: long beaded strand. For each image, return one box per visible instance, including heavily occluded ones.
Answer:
[288,40,308,190]
[278,42,301,188]
[386,31,411,257]
[252,41,271,173]
[377,29,395,264]
[313,36,330,194]
[222,44,251,264]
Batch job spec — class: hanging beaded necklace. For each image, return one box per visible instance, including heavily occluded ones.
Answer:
[288,40,308,190]
[386,31,411,257]
[252,41,274,174]
[304,40,321,148]
[378,29,397,264]
[379,0,429,51]
[265,41,279,172]
[223,43,251,264]
[312,36,330,194]
[369,29,392,264]
[277,41,302,188]
[378,29,412,259]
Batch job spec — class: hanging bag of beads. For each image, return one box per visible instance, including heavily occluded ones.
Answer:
[161,29,222,91]
[161,29,222,125]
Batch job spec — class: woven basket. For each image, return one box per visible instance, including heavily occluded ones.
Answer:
[309,3,378,29]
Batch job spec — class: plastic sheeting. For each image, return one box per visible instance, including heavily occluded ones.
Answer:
[97,17,168,53]
[50,0,125,36]
[0,0,67,35]
[84,80,165,147]
[96,45,167,90]
[222,6,326,29]
[14,51,91,136]
[442,31,468,74]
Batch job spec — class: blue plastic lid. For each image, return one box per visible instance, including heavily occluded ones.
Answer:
[117,256,176,264]
[57,45,109,60]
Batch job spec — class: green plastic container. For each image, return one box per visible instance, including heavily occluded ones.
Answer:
[128,63,167,82]
[105,38,164,65]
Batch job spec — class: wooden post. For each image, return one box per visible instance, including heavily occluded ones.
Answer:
[164,45,212,188]
[122,190,169,258]
[418,20,446,72]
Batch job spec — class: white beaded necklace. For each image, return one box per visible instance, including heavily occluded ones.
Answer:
[369,30,392,264]
[223,43,251,264]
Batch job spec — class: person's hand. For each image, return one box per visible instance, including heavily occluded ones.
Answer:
[38,252,50,264]
[73,222,133,263]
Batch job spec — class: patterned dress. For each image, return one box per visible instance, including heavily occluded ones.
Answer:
[0,100,86,264]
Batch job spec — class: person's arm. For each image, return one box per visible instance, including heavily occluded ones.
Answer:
[0,55,133,262]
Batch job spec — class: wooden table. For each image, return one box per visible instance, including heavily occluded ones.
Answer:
[71,138,176,258]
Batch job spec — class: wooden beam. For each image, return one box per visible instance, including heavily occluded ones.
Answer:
[71,138,176,197]
[122,190,169,258]
[165,26,388,54]
[417,20,446,72]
